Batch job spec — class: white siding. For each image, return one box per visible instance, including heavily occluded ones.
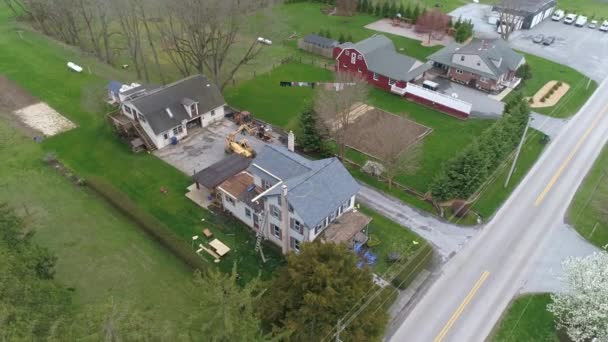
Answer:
[219,190,255,228]
[308,194,356,241]
[452,54,493,74]
[200,105,225,127]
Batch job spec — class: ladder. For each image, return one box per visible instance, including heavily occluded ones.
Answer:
[254,211,268,263]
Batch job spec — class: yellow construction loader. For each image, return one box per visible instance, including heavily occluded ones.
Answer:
[225,125,256,158]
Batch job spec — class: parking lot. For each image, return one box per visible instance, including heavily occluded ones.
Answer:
[509,20,608,82]
[154,119,282,175]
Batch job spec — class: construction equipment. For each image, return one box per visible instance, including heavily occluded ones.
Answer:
[235,111,252,125]
[225,125,256,158]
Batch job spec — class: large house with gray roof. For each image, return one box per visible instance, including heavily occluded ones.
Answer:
[216,144,369,254]
[119,75,225,149]
[332,35,431,95]
[427,38,525,92]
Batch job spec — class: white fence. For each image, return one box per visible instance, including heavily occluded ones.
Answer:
[405,83,472,115]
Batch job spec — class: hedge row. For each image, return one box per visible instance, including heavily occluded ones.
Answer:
[391,243,433,290]
[86,176,207,271]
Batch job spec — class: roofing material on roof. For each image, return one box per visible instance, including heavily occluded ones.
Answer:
[339,35,426,82]
[108,81,123,95]
[493,0,556,14]
[128,74,225,135]
[427,38,525,80]
[193,154,251,189]
[303,34,339,48]
[248,145,360,228]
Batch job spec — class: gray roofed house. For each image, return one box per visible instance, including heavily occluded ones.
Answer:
[216,144,365,254]
[335,35,431,83]
[303,34,339,49]
[193,154,251,189]
[493,0,556,30]
[119,74,226,150]
[427,38,525,92]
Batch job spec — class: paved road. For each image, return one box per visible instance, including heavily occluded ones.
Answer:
[357,185,476,261]
[389,77,608,341]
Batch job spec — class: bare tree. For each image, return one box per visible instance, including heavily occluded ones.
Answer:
[314,71,369,161]
[381,142,421,190]
[137,0,165,84]
[495,0,525,40]
[112,0,149,82]
[415,8,451,45]
[336,0,357,16]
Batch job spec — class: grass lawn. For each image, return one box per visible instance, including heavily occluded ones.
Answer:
[512,53,597,118]
[568,145,608,249]
[0,3,282,282]
[491,294,559,342]
[0,117,200,328]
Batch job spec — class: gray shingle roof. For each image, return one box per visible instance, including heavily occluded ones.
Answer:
[303,34,339,48]
[248,145,360,228]
[193,154,251,189]
[339,35,426,82]
[427,38,524,80]
[493,0,556,15]
[129,75,225,135]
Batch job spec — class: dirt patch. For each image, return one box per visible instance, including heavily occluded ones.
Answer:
[365,19,454,47]
[528,80,571,108]
[0,75,76,137]
[344,105,432,161]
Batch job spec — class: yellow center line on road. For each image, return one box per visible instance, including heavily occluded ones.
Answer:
[434,271,491,342]
[534,103,608,206]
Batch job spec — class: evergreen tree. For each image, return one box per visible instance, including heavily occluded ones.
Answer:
[361,0,369,12]
[412,3,421,21]
[325,29,332,39]
[338,32,346,44]
[368,1,376,14]
[404,2,412,19]
[382,1,390,17]
[346,33,354,42]
[454,15,462,29]
[375,2,383,16]
[299,103,331,155]
[318,29,325,37]
[398,2,405,17]
[389,2,398,17]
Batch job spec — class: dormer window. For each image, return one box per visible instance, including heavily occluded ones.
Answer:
[460,56,465,61]
[191,103,198,116]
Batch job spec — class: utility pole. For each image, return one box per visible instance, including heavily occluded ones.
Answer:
[587,77,592,90]
[505,116,531,188]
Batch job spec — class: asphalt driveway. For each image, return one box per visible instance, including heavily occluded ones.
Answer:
[432,77,505,118]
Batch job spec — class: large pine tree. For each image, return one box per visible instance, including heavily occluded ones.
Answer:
[299,104,330,155]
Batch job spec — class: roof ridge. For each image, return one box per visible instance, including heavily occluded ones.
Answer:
[286,158,338,193]
[131,74,207,104]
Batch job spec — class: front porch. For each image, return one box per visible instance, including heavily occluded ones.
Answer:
[322,210,371,248]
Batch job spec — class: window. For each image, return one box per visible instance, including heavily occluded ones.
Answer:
[388,78,396,86]
[288,204,294,213]
[455,69,464,74]
[350,52,356,64]
[290,237,301,251]
[245,208,251,218]
[460,56,465,61]
[290,218,303,234]
[357,54,362,60]
[261,179,271,189]
[345,50,350,56]
[476,61,481,66]
[225,194,235,206]
[173,126,184,135]
[277,196,281,206]
[314,224,323,235]
[480,77,489,82]
[163,133,169,140]
[372,73,379,81]
[357,68,362,73]
[270,205,281,220]
[191,104,198,116]
[138,113,146,122]
[124,106,132,115]
[211,109,216,116]
[272,224,282,239]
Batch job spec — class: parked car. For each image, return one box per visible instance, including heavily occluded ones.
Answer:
[575,15,588,27]
[542,36,556,45]
[589,20,598,29]
[552,9,565,21]
[533,34,544,43]
[601,20,608,32]
[564,13,577,24]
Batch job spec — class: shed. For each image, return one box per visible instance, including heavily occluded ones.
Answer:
[493,0,556,30]
[193,154,251,189]
[298,34,339,58]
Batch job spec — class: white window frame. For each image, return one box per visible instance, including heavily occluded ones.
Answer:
[460,55,465,61]
[373,73,379,81]
[245,208,252,218]
[345,50,350,56]
[290,237,301,251]
[388,78,396,86]
[225,194,235,206]
[350,52,356,64]
[211,109,216,116]
[272,224,281,238]
[455,69,464,74]
[357,54,362,60]
[138,113,146,122]
[270,205,281,219]
[480,77,489,82]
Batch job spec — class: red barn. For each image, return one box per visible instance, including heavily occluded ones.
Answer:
[332,35,431,96]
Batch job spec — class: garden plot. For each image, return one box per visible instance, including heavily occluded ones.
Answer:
[344,104,432,161]
[0,75,75,136]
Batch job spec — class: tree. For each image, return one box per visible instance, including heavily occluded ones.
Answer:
[367,1,375,14]
[346,33,353,42]
[415,8,451,44]
[548,252,608,342]
[516,63,532,81]
[388,1,397,18]
[299,103,331,156]
[189,266,271,342]
[338,32,346,43]
[381,1,390,17]
[336,0,357,16]
[398,2,405,17]
[258,242,389,341]
[375,2,382,16]
[314,71,369,160]
[454,20,474,43]
[496,0,525,40]
[404,2,412,19]
[412,3,421,21]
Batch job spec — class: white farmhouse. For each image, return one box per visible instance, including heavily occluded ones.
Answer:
[216,144,370,254]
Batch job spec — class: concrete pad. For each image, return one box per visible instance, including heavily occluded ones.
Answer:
[432,77,504,118]
[185,183,213,209]
[449,4,501,39]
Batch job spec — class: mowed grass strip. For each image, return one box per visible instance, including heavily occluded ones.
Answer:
[491,294,559,342]
[0,118,199,327]
[569,145,608,248]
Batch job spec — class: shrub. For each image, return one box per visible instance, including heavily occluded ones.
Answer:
[451,199,470,218]
[366,233,381,247]
[391,243,433,289]
[528,98,534,104]
[86,176,207,271]
[557,81,563,87]
[540,97,546,103]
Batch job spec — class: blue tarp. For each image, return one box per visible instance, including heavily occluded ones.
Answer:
[108,80,123,95]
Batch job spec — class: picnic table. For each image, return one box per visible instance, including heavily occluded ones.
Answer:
[203,228,213,238]
[208,239,230,257]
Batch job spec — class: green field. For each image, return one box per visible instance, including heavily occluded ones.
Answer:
[491,294,559,342]
[568,145,608,248]
[0,118,199,328]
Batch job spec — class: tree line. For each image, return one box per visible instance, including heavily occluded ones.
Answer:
[2,0,277,89]
[430,94,531,202]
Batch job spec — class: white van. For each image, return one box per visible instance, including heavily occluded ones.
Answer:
[564,13,577,24]
[575,15,588,27]
[551,9,565,21]
[601,20,608,32]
